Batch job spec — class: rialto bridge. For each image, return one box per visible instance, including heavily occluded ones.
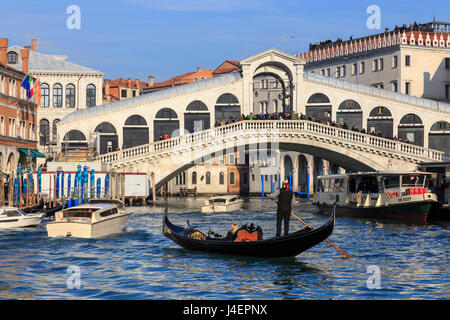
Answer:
[56,49,450,191]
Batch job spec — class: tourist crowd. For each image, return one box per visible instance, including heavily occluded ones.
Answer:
[214,112,411,143]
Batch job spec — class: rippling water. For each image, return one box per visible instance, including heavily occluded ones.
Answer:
[0,198,448,300]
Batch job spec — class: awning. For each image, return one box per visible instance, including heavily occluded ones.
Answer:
[18,148,46,158]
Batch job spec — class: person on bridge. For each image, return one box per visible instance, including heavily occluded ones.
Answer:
[269,181,295,237]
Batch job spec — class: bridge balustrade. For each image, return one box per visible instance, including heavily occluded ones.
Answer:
[94,120,448,165]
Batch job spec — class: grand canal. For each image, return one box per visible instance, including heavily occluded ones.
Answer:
[0,197,448,300]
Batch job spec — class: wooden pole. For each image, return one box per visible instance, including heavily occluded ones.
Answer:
[150,172,156,206]
[19,171,23,209]
[53,174,57,208]
[8,173,13,206]
[121,173,125,204]
[0,173,4,206]
[49,175,52,209]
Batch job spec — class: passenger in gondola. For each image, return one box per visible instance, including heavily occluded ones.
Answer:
[269,181,294,237]
[224,224,238,241]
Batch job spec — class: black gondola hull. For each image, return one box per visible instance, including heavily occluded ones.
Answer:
[163,210,335,258]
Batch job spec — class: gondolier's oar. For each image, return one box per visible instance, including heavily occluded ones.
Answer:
[290,211,351,259]
[269,198,351,258]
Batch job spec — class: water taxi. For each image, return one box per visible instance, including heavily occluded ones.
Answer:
[201,195,244,213]
[46,200,131,238]
[0,206,44,229]
[313,172,438,223]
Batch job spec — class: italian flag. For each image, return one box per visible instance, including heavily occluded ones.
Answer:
[20,74,41,106]
[32,79,41,107]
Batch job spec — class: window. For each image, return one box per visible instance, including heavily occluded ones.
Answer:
[379,58,384,71]
[66,84,75,108]
[321,69,325,75]
[242,172,249,185]
[360,61,365,74]
[7,51,18,64]
[53,83,62,107]
[391,81,398,92]
[446,84,450,100]
[405,82,411,95]
[341,65,346,77]
[86,84,96,107]
[41,83,49,108]
[446,58,450,70]
[352,63,357,75]
[219,172,224,185]
[405,55,411,67]
[336,66,341,78]
[192,171,197,185]
[52,119,60,142]
[392,55,398,68]
[0,116,4,135]
[229,153,235,165]
[229,172,235,185]
[373,59,379,72]
[206,171,211,185]
[326,68,330,77]
[121,89,127,98]
[132,90,136,97]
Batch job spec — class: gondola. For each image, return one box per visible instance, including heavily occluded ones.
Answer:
[162,207,335,258]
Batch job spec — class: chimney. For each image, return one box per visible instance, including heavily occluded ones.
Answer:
[104,79,111,101]
[197,67,201,72]
[20,48,30,74]
[135,79,140,88]
[31,39,37,52]
[127,79,132,87]
[148,75,154,86]
[0,38,8,66]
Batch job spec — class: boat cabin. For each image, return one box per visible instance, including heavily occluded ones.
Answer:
[55,204,120,223]
[0,207,25,217]
[205,195,240,206]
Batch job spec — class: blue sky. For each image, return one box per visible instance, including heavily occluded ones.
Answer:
[1,0,448,82]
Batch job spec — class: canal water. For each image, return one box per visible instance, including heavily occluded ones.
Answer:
[0,197,448,300]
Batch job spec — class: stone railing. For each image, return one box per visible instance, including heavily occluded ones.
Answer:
[95,120,449,166]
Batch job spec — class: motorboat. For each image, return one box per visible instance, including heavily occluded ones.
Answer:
[201,195,244,213]
[0,206,44,229]
[46,200,131,238]
[313,171,439,223]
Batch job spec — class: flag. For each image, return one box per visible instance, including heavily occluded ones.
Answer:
[20,74,35,99]
[32,79,41,106]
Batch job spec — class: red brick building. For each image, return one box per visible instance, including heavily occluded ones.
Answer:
[103,77,150,103]
[0,38,38,174]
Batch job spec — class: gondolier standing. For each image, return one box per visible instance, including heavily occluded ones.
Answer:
[268,181,295,237]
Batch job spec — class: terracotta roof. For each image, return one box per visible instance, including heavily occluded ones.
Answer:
[147,69,213,90]
[213,60,240,75]
[103,77,149,89]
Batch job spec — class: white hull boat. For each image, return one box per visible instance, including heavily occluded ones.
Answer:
[201,195,244,213]
[46,200,131,238]
[0,207,44,229]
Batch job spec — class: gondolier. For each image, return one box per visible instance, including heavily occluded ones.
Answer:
[268,181,295,237]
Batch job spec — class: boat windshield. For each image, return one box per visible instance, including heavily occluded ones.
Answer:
[401,174,425,187]
[210,199,226,204]
[1,210,22,217]
[62,208,96,219]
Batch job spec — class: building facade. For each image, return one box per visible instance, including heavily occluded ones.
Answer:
[300,21,450,102]
[0,38,38,174]
[6,39,104,161]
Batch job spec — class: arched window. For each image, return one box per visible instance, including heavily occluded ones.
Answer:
[367,106,393,137]
[52,119,60,143]
[192,171,197,185]
[215,93,240,122]
[305,93,331,122]
[307,93,330,104]
[123,115,149,148]
[206,171,211,185]
[7,51,18,64]
[337,99,362,129]
[63,130,88,150]
[66,84,75,108]
[53,83,62,108]
[429,121,450,153]
[41,83,50,108]
[186,100,208,111]
[125,114,147,125]
[398,113,424,146]
[86,84,96,107]
[39,119,50,145]
[219,172,224,185]
[155,108,178,119]
[95,122,117,133]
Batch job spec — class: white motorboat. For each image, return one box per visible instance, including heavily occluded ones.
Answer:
[0,206,44,229]
[46,200,131,238]
[201,195,244,213]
